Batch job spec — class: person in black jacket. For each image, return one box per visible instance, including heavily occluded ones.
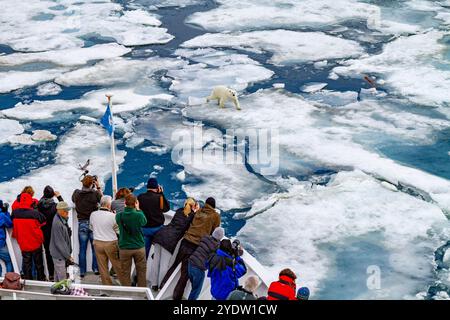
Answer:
[187,227,224,300]
[72,175,102,277]
[137,178,170,258]
[149,198,198,291]
[37,185,64,280]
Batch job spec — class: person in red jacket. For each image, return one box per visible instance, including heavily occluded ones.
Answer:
[11,192,47,281]
[12,186,39,211]
[267,268,298,300]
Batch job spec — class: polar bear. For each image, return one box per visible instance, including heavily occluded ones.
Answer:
[206,85,241,110]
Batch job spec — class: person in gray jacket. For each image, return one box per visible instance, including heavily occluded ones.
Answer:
[49,201,73,282]
[227,275,260,300]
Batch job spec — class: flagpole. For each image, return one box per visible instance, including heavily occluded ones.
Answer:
[106,94,118,197]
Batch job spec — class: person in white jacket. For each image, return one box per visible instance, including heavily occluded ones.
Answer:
[90,196,127,286]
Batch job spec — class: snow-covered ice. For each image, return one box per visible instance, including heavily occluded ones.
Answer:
[0,119,25,145]
[182,30,365,66]
[30,130,57,142]
[185,89,450,212]
[132,111,274,210]
[168,49,273,100]
[1,88,174,120]
[55,57,186,87]
[236,170,449,298]
[0,68,69,94]
[0,1,173,52]
[0,43,131,67]
[186,0,378,32]
[36,83,62,96]
[301,83,328,93]
[333,31,450,109]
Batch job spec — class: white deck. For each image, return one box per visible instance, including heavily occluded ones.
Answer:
[1,210,270,300]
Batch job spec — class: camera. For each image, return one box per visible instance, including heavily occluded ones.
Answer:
[231,239,243,257]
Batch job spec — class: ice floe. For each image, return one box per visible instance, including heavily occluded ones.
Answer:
[236,170,449,298]
[141,145,170,155]
[168,49,273,101]
[0,43,131,67]
[301,83,328,93]
[6,130,57,145]
[36,82,62,96]
[186,0,380,32]
[30,130,57,142]
[55,56,185,87]
[1,88,174,120]
[0,1,173,52]
[0,119,24,144]
[333,31,450,109]
[138,0,203,8]
[0,123,126,205]
[182,30,365,66]
[272,83,285,89]
[120,9,162,26]
[186,0,426,36]
[185,89,450,212]
[0,68,69,94]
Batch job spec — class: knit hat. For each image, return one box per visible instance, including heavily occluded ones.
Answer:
[297,287,310,300]
[147,178,158,189]
[205,197,216,209]
[43,185,55,198]
[212,227,225,241]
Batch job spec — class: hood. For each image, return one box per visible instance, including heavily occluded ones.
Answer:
[216,249,233,259]
[279,275,296,287]
[17,193,37,209]
[80,186,96,194]
[200,204,217,216]
[43,185,55,198]
[38,197,55,209]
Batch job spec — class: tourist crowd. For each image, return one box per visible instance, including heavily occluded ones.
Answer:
[0,176,309,300]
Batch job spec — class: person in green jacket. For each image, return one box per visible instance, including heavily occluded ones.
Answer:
[116,194,147,287]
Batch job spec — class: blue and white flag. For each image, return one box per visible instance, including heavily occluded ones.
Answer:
[100,103,114,136]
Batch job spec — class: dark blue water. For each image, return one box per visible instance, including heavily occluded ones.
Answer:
[317,232,391,299]
[380,128,450,180]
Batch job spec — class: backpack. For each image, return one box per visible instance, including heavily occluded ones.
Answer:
[1,272,23,290]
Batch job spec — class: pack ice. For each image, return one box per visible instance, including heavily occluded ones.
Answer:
[237,170,449,299]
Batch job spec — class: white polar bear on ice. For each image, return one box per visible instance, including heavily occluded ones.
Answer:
[206,85,241,110]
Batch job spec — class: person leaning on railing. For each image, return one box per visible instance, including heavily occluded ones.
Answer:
[150,197,198,291]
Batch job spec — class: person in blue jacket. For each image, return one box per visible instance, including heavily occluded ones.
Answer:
[0,200,13,274]
[206,238,247,300]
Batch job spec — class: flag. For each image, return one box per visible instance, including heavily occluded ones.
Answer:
[101,103,114,136]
